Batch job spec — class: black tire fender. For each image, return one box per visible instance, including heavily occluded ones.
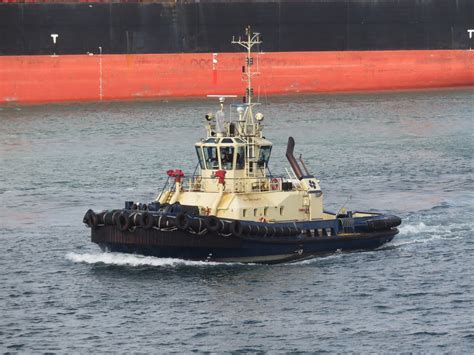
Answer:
[204,216,221,232]
[103,211,114,225]
[83,209,99,228]
[292,227,302,236]
[230,220,244,237]
[117,212,131,231]
[241,223,252,236]
[157,215,173,229]
[132,213,140,226]
[138,212,155,230]
[96,211,106,225]
[104,210,121,226]
[220,220,232,234]
[256,224,267,237]
[266,226,276,237]
[277,227,286,237]
[175,212,190,230]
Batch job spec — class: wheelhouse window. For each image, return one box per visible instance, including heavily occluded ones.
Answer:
[236,146,245,169]
[258,146,272,168]
[220,146,234,170]
[203,146,218,170]
[195,147,205,169]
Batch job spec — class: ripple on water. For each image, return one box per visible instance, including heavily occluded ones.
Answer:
[1,90,473,352]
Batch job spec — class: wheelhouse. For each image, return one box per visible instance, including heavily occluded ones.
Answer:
[195,137,272,177]
[195,137,247,171]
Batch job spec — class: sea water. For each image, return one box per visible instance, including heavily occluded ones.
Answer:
[0,89,473,352]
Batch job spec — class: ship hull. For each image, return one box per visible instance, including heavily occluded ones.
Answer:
[1,0,473,104]
[91,225,397,264]
[1,50,473,104]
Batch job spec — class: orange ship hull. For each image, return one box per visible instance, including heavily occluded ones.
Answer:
[1,50,473,104]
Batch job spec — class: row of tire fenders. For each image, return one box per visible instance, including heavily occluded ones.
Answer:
[83,209,302,238]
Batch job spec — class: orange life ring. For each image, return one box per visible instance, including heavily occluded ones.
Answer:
[259,217,267,223]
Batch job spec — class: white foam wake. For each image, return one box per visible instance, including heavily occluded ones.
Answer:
[66,252,236,267]
[389,221,470,248]
[398,221,471,237]
[398,222,432,235]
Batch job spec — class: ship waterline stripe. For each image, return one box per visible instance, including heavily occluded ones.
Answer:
[1,50,473,104]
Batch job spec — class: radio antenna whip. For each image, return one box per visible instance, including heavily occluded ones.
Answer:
[336,195,352,217]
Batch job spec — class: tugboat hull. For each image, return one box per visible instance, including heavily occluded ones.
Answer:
[90,221,398,264]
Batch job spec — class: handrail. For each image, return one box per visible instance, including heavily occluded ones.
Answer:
[156,176,170,201]
[182,175,291,193]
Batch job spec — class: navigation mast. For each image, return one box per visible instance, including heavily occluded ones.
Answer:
[232,26,262,139]
[232,26,261,105]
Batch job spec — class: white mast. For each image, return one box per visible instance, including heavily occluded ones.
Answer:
[232,26,262,137]
[232,26,261,105]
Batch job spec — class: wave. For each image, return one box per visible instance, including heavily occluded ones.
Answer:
[389,235,462,248]
[398,222,431,235]
[398,221,471,237]
[65,252,239,268]
[388,221,470,248]
[289,249,346,266]
[68,251,348,268]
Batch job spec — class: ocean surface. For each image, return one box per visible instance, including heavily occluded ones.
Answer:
[0,89,473,352]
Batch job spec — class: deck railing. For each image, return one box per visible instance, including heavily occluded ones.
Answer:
[182,175,290,193]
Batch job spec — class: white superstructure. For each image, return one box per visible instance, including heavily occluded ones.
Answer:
[157,27,323,223]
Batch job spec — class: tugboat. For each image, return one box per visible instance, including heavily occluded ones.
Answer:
[83,28,401,264]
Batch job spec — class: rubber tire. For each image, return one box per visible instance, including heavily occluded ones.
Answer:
[103,211,115,225]
[156,215,173,229]
[117,212,131,231]
[204,216,221,232]
[266,226,276,238]
[132,213,140,227]
[96,211,106,225]
[272,226,281,237]
[230,220,244,237]
[83,209,99,228]
[220,220,231,234]
[175,213,190,231]
[139,212,155,230]
[241,223,252,236]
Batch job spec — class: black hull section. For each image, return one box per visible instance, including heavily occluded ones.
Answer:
[91,226,397,264]
[1,0,473,56]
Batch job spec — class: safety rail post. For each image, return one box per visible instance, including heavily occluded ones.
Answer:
[156,176,170,202]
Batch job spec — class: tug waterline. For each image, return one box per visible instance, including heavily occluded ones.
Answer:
[83,28,401,264]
